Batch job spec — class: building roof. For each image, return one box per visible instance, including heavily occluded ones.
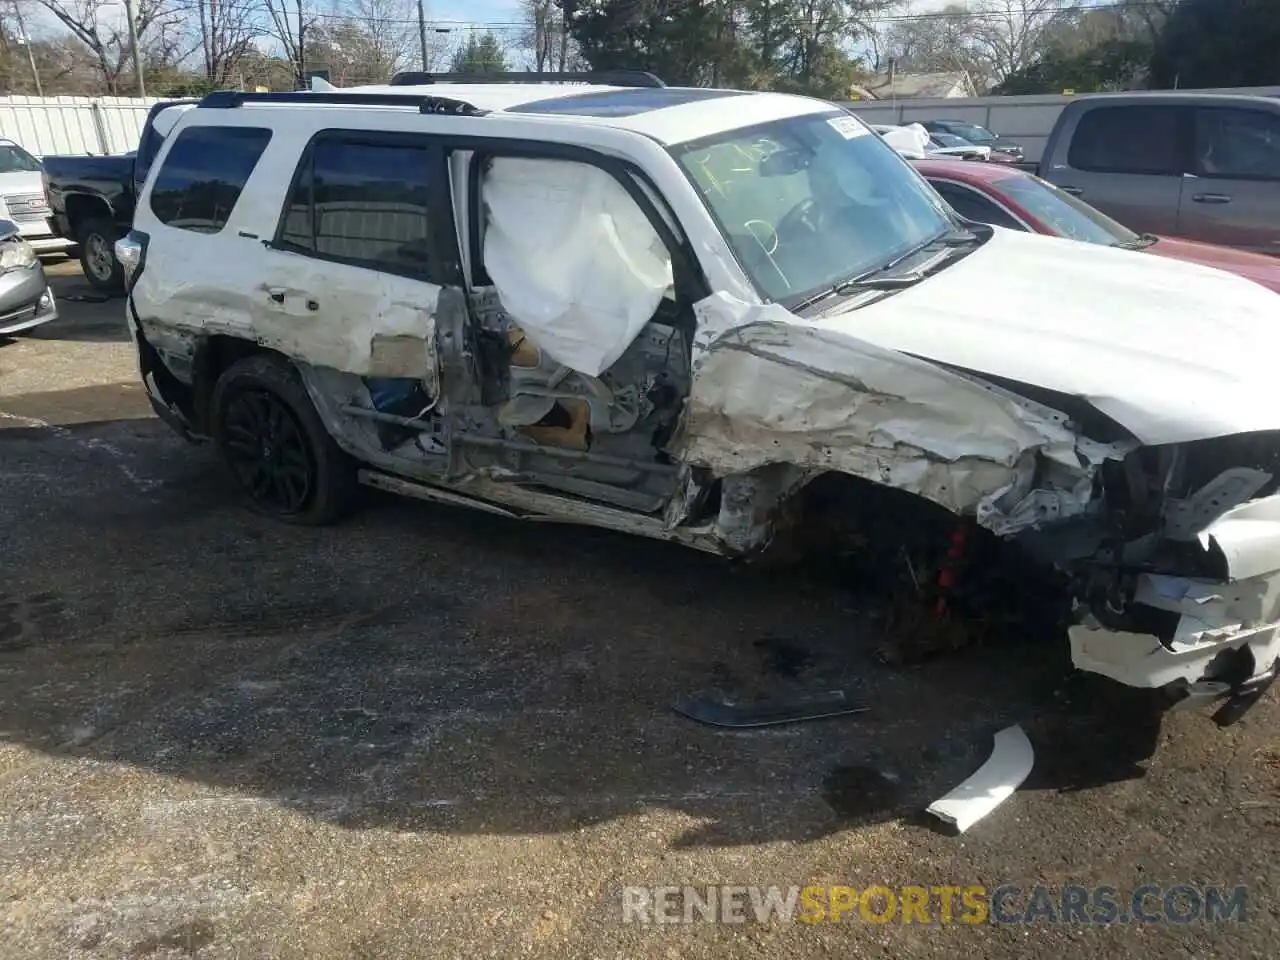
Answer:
[863,71,976,100]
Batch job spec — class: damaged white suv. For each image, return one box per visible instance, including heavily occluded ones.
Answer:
[120,72,1280,714]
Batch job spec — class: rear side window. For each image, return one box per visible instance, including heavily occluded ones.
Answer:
[1196,108,1280,180]
[931,181,1024,230]
[1067,106,1184,175]
[277,134,433,277]
[149,126,272,233]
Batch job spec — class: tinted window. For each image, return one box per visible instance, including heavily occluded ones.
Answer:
[931,181,1023,230]
[1068,105,1184,175]
[136,103,192,186]
[149,126,272,233]
[0,142,41,173]
[1196,108,1280,179]
[279,135,432,275]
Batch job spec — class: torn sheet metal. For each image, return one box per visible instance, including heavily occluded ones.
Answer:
[1070,621,1280,690]
[1163,467,1272,541]
[926,724,1033,833]
[675,293,1111,531]
[481,156,674,377]
[1070,569,1280,687]
[1194,492,1280,581]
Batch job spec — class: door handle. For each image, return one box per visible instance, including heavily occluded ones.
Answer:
[267,288,285,303]
[1192,193,1232,204]
[1058,185,1083,196]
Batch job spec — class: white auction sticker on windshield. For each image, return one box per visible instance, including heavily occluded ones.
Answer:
[827,116,869,139]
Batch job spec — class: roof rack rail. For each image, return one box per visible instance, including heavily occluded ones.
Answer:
[197,89,488,116]
[388,70,666,89]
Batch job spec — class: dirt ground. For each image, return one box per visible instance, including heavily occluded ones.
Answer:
[1,259,1277,958]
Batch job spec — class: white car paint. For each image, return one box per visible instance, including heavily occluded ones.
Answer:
[338,82,829,147]
[813,225,1280,447]
[926,725,1034,833]
[127,84,1280,698]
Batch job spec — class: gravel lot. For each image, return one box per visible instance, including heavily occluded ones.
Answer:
[1,259,1277,958]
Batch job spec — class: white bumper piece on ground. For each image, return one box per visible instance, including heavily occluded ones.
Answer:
[926,724,1034,833]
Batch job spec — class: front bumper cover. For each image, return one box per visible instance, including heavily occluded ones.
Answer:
[1068,490,1280,719]
[0,264,57,335]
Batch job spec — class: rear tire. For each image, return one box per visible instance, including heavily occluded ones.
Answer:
[210,354,357,525]
[77,218,124,292]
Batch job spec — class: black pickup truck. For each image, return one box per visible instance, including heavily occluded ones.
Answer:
[41,99,196,290]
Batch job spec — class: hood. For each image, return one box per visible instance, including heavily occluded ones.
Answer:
[1145,235,1280,294]
[0,170,42,195]
[813,226,1280,447]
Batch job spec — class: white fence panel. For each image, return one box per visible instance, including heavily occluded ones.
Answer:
[0,95,170,157]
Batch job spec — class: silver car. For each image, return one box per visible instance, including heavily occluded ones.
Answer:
[0,218,58,336]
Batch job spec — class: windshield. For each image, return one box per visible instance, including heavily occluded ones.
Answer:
[932,133,973,148]
[0,143,42,173]
[993,175,1139,246]
[673,111,954,305]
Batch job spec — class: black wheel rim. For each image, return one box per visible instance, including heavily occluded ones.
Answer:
[222,389,314,514]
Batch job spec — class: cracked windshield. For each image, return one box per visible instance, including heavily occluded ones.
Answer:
[674,111,953,305]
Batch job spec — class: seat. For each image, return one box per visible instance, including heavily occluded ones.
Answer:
[497,324,642,449]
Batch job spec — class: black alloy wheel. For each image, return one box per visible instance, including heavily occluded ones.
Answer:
[210,354,356,525]
[221,388,314,515]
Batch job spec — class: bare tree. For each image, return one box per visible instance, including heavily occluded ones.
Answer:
[194,0,259,86]
[306,0,438,84]
[968,0,1080,83]
[879,2,986,78]
[345,0,420,73]
[33,0,181,93]
[264,0,315,88]
[522,0,580,71]
[874,0,1079,88]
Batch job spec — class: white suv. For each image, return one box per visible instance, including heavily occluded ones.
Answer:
[119,72,1280,708]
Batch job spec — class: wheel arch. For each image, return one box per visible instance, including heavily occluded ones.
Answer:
[63,193,115,235]
[190,335,293,435]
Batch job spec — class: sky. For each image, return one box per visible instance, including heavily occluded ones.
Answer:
[433,0,517,28]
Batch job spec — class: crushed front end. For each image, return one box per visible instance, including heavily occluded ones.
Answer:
[1022,432,1280,720]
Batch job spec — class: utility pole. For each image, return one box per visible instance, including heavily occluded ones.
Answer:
[417,0,428,71]
[123,0,146,96]
[10,1,42,96]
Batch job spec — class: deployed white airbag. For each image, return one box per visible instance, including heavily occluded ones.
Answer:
[878,122,931,159]
[482,157,674,376]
